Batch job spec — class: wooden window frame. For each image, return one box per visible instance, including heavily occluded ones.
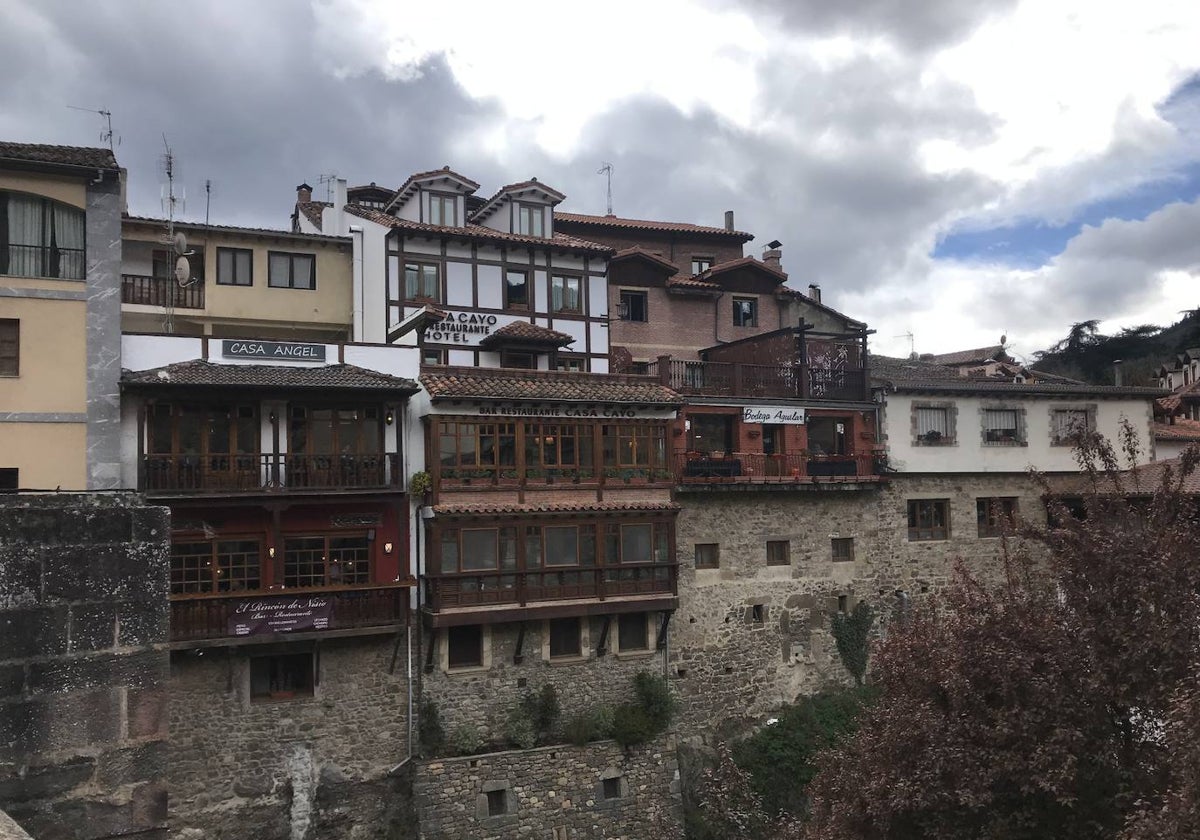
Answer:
[766,540,791,566]
[170,537,263,595]
[282,533,372,588]
[977,497,1018,538]
[550,274,583,313]
[619,289,647,322]
[907,499,950,541]
[250,652,314,702]
[602,423,667,471]
[0,190,86,280]
[518,203,544,237]
[403,261,441,302]
[616,612,650,653]
[504,268,530,310]
[691,256,713,274]
[216,246,253,286]
[288,405,384,456]
[448,624,485,669]
[831,537,855,562]
[500,350,537,370]
[732,296,757,327]
[0,318,18,377]
[428,192,457,227]
[421,347,446,366]
[267,250,316,290]
[147,402,260,459]
[555,354,586,372]
[548,616,583,659]
[437,420,517,481]
[695,543,720,569]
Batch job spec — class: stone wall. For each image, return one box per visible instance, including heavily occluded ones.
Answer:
[423,619,668,745]
[0,493,170,840]
[168,633,414,840]
[414,736,683,840]
[670,474,1046,731]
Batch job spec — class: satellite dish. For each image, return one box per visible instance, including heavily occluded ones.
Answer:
[173,231,188,255]
[174,256,191,285]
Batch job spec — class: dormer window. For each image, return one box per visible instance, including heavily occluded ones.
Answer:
[518,204,544,237]
[429,194,457,227]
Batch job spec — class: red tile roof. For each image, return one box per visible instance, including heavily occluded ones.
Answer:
[392,167,480,201]
[433,500,680,517]
[666,275,722,293]
[124,215,348,244]
[0,142,119,170]
[923,345,1008,366]
[609,247,680,275]
[1049,455,1200,496]
[470,179,567,223]
[295,201,331,230]
[420,366,682,405]
[122,361,418,393]
[1154,419,1200,441]
[701,255,787,282]
[1157,381,1200,414]
[345,205,613,254]
[479,321,575,348]
[554,211,754,242]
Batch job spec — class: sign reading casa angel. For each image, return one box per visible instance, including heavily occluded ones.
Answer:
[222,339,326,361]
[742,405,807,424]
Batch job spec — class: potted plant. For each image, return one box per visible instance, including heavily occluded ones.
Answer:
[409,470,432,497]
[499,468,519,485]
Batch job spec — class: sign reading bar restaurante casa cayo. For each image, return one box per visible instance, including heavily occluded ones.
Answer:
[228,595,332,636]
[222,339,327,361]
[742,405,807,424]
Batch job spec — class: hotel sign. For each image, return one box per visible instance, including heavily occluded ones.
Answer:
[227,594,332,636]
[222,339,326,361]
[424,309,536,347]
[742,405,806,425]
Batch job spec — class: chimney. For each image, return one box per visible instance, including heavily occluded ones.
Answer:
[724,210,735,231]
[763,248,782,271]
[1113,359,1123,386]
[808,284,822,304]
[296,183,313,204]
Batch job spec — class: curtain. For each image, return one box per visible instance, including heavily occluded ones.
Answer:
[6,194,43,277]
[916,407,948,437]
[52,203,85,279]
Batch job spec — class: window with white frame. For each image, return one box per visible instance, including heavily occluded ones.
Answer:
[551,275,582,312]
[913,403,955,445]
[1050,407,1094,445]
[518,204,544,237]
[428,194,456,226]
[982,407,1024,445]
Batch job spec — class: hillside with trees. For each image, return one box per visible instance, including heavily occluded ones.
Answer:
[1030,309,1200,386]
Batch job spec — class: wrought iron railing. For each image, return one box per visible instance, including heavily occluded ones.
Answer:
[672,452,881,484]
[3,244,84,280]
[658,358,867,401]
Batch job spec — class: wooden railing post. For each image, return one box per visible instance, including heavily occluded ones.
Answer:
[657,355,672,386]
[733,363,743,395]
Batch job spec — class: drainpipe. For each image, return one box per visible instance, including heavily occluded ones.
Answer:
[349,225,364,342]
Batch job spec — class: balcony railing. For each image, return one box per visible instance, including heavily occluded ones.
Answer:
[439,465,673,489]
[170,584,408,642]
[4,244,85,280]
[424,563,678,613]
[673,452,883,485]
[658,358,868,401]
[142,452,400,493]
[121,273,205,309]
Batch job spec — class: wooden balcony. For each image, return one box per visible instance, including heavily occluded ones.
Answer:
[423,563,678,626]
[170,583,409,644]
[141,452,401,495]
[658,357,868,402]
[673,452,884,489]
[121,274,205,309]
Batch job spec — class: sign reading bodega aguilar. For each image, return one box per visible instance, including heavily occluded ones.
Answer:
[743,405,807,424]
[222,339,326,361]
[228,594,333,636]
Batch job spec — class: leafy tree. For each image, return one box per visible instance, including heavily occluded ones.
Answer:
[801,431,1200,839]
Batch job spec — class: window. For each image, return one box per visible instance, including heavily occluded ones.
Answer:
[518,204,544,237]
[421,348,445,366]
[619,290,647,322]
[500,350,536,370]
[913,403,955,445]
[486,788,508,817]
[977,497,1018,538]
[548,617,582,658]
[695,543,720,569]
[602,424,667,470]
[982,408,1023,445]
[439,527,517,573]
[0,319,17,376]
[170,539,261,594]
[404,262,439,300]
[688,413,734,454]
[551,275,582,313]
[556,356,585,372]
[603,522,670,566]
[267,251,315,289]
[766,540,791,566]
[438,421,517,481]
[216,247,253,286]
[0,468,16,492]
[1051,408,1093,445]
[907,499,950,541]
[429,194,456,226]
[0,191,85,279]
[691,257,712,274]
[751,604,766,623]
[283,535,370,587]
[831,537,855,562]
[504,270,529,309]
[807,417,847,456]
[250,653,314,701]
[602,776,622,800]
[448,625,484,669]
[733,297,757,327]
[618,613,649,652]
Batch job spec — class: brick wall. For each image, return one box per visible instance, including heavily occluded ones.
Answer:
[0,494,170,840]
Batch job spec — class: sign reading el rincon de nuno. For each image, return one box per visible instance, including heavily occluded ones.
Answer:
[222,339,327,361]
[742,406,807,425]
[227,595,332,636]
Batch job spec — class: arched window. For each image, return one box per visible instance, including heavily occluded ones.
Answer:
[0,191,85,279]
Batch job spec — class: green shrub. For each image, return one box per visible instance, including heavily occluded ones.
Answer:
[417,698,445,757]
[633,671,675,731]
[447,724,483,756]
[504,707,538,750]
[831,601,875,685]
[611,702,656,749]
[591,704,614,739]
[563,712,595,746]
[522,684,560,736]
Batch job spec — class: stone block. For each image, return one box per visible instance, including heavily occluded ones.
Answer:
[68,603,117,652]
[115,601,168,648]
[28,651,164,696]
[0,756,95,803]
[93,742,165,789]
[0,665,25,699]
[0,607,70,661]
[126,688,167,739]
[0,545,41,610]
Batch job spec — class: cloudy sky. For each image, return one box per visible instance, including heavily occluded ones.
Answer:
[3,0,1198,359]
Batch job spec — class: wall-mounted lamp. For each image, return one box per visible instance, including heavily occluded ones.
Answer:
[385,410,394,426]
[383,542,394,555]
[268,546,276,559]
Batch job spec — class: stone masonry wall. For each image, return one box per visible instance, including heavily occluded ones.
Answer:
[0,493,170,840]
[414,735,683,840]
[168,634,413,840]
[671,474,1047,732]
[423,619,668,746]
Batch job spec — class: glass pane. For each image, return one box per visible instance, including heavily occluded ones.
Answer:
[524,526,542,569]
[269,253,291,287]
[506,271,527,306]
[218,249,233,283]
[441,532,459,573]
[150,405,172,453]
[544,527,578,566]
[462,529,498,571]
[621,525,652,564]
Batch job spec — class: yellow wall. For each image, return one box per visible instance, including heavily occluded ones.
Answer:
[0,424,87,489]
[0,297,87,412]
[0,172,86,209]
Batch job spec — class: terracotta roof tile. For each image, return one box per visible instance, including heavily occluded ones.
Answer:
[345,205,613,254]
[124,215,348,244]
[296,201,331,230]
[923,345,1008,366]
[479,321,575,348]
[872,355,1165,397]
[420,366,682,405]
[554,211,754,242]
[666,275,722,292]
[1154,419,1200,441]
[393,167,481,200]
[433,500,680,517]
[122,361,418,393]
[1049,455,1200,496]
[0,142,119,170]
[701,255,787,281]
[609,247,679,275]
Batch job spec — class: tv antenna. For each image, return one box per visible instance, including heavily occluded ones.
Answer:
[894,331,915,358]
[66,105,119,152]
[203,179,215,226]
[597,162,613,215]
[157,136,197,333]
[318,173,339,202]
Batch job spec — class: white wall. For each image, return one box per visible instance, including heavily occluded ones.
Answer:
[883,391,1156,473]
